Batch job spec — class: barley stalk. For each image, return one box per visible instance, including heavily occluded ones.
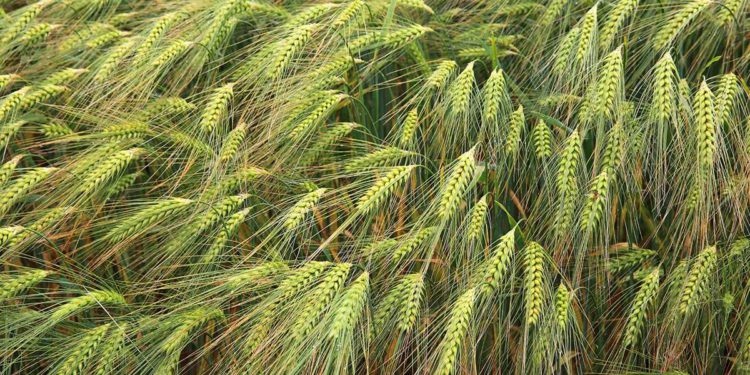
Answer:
[8,206,71,248]
[244,262,330,352]
[291,266,351,341]
[717,0,744,25]
[729,238,750,258]
[200,206,252,265]
[580,171,610,233]
[0,74,20,91]
[539,0,569,27]
[200,6,241,58]
[289,92,347,141]
[0,2,45,45]
[0,225,24,247]
[372,274,419,333]
[105,172,141,199]
[16,84,67,113]
[223,261,288,290]
[285,3,336,29]
[608,247,657,274]
[85,29,124,49]
[268,24,317,80]
[20,23,56,47]
[151,39,192,70]
[601,121,625,173]
[651,53,677,123]
[382,24,432,49]
[165,194,249,256]
[399,109,419,147]
[302,122,358,164]
[40,122,75,138]
[98,121,152,140]
[94,39,135,82]
[330,0,367,29]
[133,11,189,62]
[395,0,433,13]
[141,97,195,120]
[160,307,224,354]
[0,88,31,120]
[77,148,142,196]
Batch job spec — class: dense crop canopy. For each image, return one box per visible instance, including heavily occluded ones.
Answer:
[1,0,750,373]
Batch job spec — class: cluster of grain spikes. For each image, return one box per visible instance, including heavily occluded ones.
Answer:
[1,0,749,374]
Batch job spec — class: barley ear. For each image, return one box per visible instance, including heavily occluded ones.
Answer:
[555,283,571,330]
[54,324,112,375]
[523,241,547,327]
[437,147,477,221]
[623,267,661,347]
[435,288,476,375]
[466,194,489,242]
[677,246,717,316]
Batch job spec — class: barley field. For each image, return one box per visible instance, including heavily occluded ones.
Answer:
[0,0,749,374]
